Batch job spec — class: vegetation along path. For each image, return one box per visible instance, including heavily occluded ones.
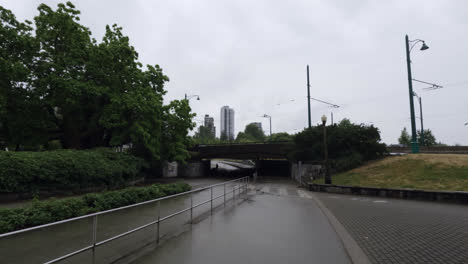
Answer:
[314,154,468,191]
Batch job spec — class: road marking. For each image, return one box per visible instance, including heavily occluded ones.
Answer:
[373,200,388,203]
[297,189,312,199]
[279,188,288,196]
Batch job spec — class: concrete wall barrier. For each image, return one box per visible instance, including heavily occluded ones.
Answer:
[309,183,468,205]
[291,162,323,186]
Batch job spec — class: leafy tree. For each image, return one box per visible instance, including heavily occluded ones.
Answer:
[220,131,228,142]
[244,123,265,141]
[292,119,386,171]
[32,2,96,149]
[235,123,265,143]
[398,127,411,146]
[235,132,255,143]
[193,125,216,144]
[267,132,292,142]
[417,129,436,146]
[0,3,195,164]
[0,6,53,149]
[159,100,195,163]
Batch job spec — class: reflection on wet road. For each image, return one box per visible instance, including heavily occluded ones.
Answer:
[134,178,350,264]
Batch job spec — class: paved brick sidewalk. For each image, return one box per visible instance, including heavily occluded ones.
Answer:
[314,192,468,264]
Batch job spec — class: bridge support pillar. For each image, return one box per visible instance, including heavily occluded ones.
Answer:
[178,160,210,177]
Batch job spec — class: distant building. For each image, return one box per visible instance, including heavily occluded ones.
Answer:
[220,106,235,140]
[251,122,262,131]
[204,114,216,137]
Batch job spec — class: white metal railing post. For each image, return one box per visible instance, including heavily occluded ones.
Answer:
[190,194,193,224]
[242,177,247,193]
[92,215,98,264]
[244,177,246,193]
[210,186,213,215]
[223,183,226,207]
[156,201,160,244]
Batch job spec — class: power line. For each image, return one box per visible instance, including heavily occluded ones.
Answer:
[309,97,340,108]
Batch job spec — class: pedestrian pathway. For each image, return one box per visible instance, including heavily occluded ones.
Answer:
[314,192,468,264]
[259,185,314,199]
[134,180,350,264]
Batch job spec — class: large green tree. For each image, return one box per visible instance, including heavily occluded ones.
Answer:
[0,2,195,163]
[0,6,53,149]
[32,2,96,149]
[398,127,411,146]
[236,123,265,142]
[193,125,216,144]
[292,119,386,170]
[267,132,292,142]
[417,129,437,146]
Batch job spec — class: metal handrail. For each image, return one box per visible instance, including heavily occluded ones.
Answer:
[2,176,250,264]
[0,177,247,238]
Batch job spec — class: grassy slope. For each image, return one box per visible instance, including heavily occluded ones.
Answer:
[313,154,468,191]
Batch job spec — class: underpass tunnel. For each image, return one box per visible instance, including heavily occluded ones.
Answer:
[256,159,290,177]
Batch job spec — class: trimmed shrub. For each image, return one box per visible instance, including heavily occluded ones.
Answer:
[0,148,147,193]
[0,182,191,233]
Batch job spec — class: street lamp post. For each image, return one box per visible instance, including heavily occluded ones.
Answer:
[321,115,331,184]
[413,92,425,146]
[307,65,311,128]
[405,34,429,153]
[185,94,200,101]
[263,114,272,136]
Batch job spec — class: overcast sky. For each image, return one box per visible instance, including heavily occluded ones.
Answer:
[4,0,468,144]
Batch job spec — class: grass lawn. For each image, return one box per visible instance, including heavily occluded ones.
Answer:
[312,154,468,191]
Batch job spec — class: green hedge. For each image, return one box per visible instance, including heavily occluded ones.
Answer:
[0,182,191,233]
[331,152,364,173]
[0,148,147,193]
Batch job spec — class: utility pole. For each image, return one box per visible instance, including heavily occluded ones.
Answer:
[331,112,334,125]
[405,35,419,153]
[269,116,272,136]
[322,115,330,184]
[307,65,311,128]
[419,97,424,146]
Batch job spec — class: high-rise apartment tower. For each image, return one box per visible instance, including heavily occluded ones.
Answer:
[220,106,235,140]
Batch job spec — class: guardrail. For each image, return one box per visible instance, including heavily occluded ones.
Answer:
[387,146,468,154]
[0,176,250,264]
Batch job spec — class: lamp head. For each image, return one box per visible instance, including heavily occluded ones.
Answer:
[420,42,429,51]
[321,115,327,124]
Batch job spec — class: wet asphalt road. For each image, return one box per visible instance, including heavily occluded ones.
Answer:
[134,179,350,264]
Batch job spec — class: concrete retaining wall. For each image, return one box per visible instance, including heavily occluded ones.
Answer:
[162,162,178,177]
[291,162,323,186]
[309,183,468,204]
[178,160,211,177]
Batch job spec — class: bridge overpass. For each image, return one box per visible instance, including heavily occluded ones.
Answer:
[186,142,296,177]
[189,142,294,160]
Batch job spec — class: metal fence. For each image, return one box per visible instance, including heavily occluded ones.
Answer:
[0,176,250,264]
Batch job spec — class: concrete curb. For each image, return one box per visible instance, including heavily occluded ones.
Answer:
[309,183,468,204]
[309,191,371,264]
